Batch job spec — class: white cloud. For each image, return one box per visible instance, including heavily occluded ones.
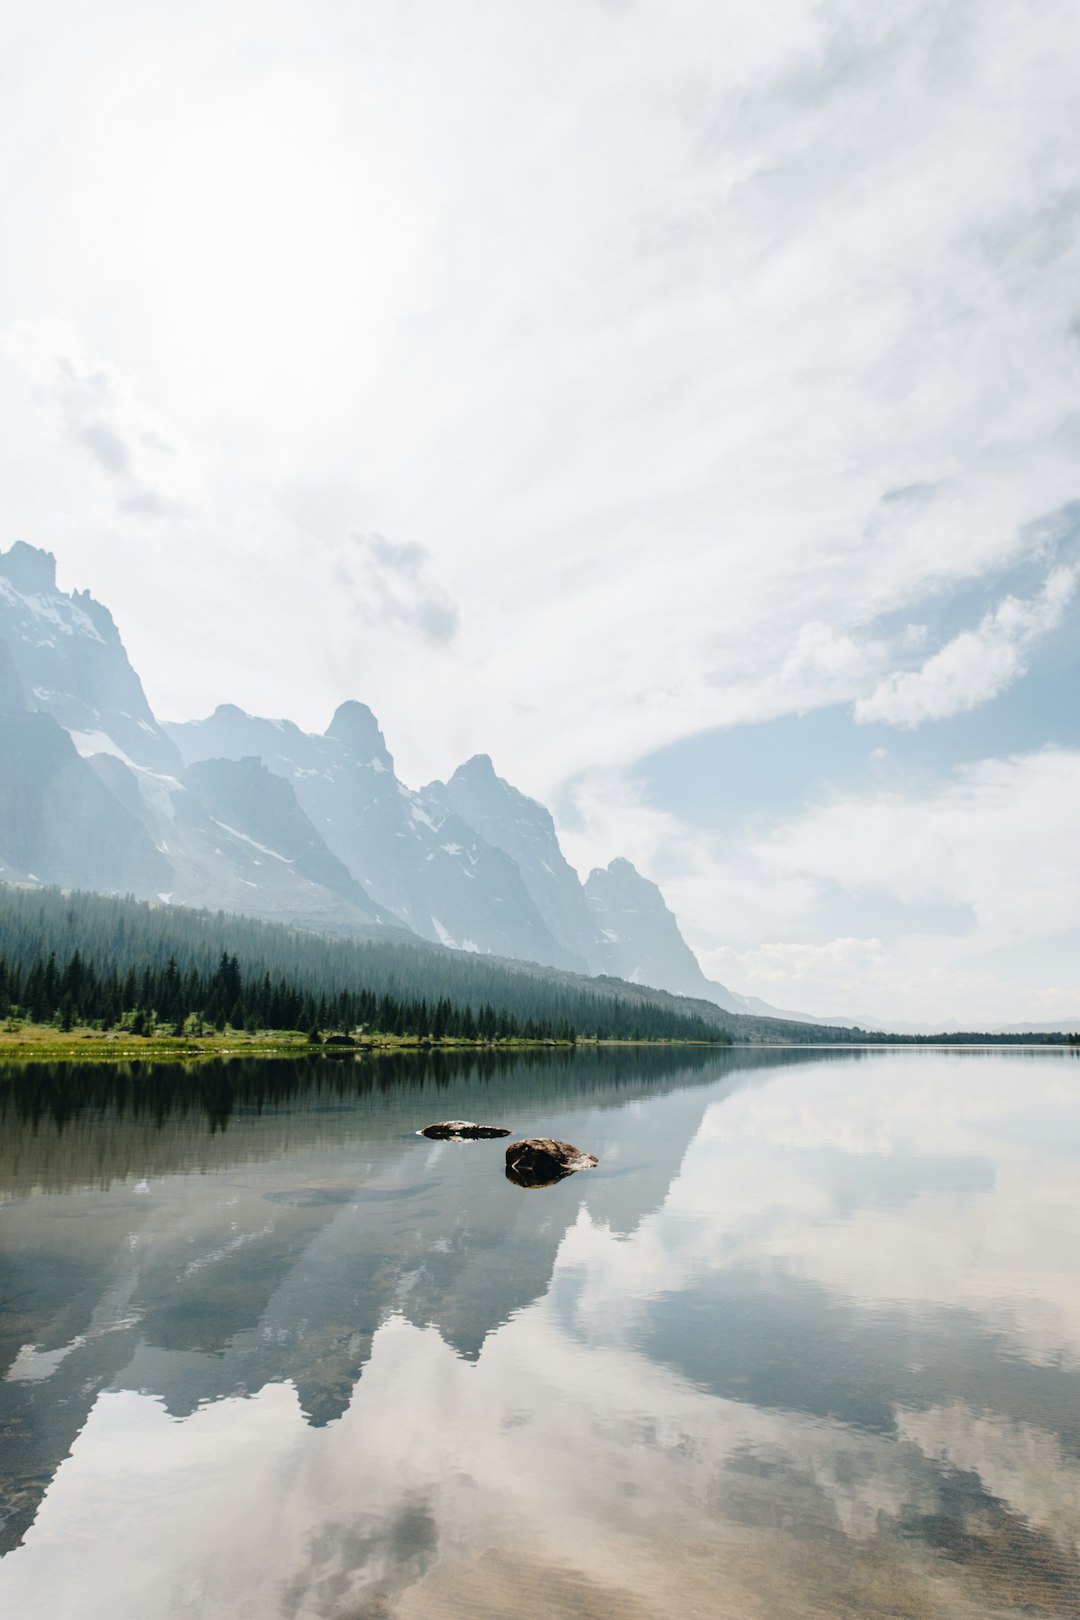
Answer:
[1,0,1079,796]
[780,622,877,700]
[756,746,1080,944]
[699,934,1080,1030]
[855,564,1078,727]
[6,1050,1078,1618]
[563,747,1080,1025]
[898,1404,1080,1557]
[1,1,1079,1020]
[0,321,193,518]
[339,533,460,646]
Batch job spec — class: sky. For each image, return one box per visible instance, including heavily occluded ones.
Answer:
[1,0,1078,1027]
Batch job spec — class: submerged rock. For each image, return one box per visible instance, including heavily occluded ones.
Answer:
[504,1137,599,1188]
[418,1120,512,1141]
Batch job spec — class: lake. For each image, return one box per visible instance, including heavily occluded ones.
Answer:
[1,1045,1079,1619]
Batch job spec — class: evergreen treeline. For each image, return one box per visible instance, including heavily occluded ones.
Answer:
[2,885,1072,1046]
[0,885,727,1043]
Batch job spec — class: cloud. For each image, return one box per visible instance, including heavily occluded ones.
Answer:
[3,0,1080,798]
[779,622,876,698]
[0,322,187,518]
[77,420,130,478]
[11,1053,1079,1620]
[898,1404,1080,1557]
[854,564,1079,727]
[700,936,886,999]
[340,532,460,646]
[1,0,1080,1023]
[563,746,1080,1025]
[757,746,1080,944]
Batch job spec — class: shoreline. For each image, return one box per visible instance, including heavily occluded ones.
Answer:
[0,1025,726,1065]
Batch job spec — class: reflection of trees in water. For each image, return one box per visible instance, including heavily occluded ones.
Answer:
[0,1044,861,1199]
[0,1042,861,1132]
[1,1045,716,1127]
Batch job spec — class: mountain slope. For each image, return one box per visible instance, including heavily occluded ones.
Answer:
[583,857,719,998]
[0,540,837,1024]
[0,542,179,772]
[429,754,597,972]
[167,703,580,968]
[0,710,171,894]
[85,751,392,936]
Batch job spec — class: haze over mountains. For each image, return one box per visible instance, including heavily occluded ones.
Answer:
[0,540,789,1017]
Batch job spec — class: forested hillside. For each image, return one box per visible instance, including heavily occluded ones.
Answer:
[0,884,728,1043]
[3,886,1061,1046]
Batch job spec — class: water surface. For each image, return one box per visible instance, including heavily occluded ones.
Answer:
[1,1045,1078,1618]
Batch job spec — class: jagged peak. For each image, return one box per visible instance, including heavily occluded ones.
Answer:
[0,541,58,594]
[445,753,563,841]
[588,856,643,883]
[187,704,307,743]
[451,752,499,782]
[586,857,668,907]
[325,700,392,762]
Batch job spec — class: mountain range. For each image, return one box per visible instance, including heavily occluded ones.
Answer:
[0,539,816,1019]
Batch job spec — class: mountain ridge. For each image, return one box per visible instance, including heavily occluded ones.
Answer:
[0,541,830,1024]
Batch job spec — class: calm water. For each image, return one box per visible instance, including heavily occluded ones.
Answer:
[1,1045,1079,1619]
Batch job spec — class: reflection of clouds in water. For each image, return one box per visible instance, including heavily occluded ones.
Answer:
[4,1338,85,1383]
[647,1056,1080,1366]
[0,1312,948,1620]
[898,1403,1080,1558]
[7,1294,1076,1619]
[3,1052,1079,1618]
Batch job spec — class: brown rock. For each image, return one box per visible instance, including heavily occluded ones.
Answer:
[504,1137,599,1188]
[418,1120,511,1141]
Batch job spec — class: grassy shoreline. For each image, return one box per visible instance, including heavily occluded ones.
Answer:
[0,1022,723,1065]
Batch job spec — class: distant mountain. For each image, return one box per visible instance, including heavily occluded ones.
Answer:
[0,708,170,894]
[584,856,716,997]
[167,704,578,968]
[0,540,828,1021]
[428,753,597,971]
[866,1017,1080,1036]
[0,541,178,772]
[578,857,825,1020]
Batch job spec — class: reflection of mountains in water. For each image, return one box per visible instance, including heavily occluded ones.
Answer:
[0,1046,876,1555]
[0,1046,825,1553]
[0,1044,855,1197]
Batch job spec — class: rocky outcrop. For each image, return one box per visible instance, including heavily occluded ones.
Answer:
[168,704,577,967]
[1,542,783,1014]
[418,1121,511,1141]
[504,1137,599,1187]
[0,709,171,894]
[430,753,596,973]
[0,542,180,772]
[584,857,714,997]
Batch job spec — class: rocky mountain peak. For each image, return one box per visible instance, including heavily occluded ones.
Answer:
[452,753,497,782]
[325,700,391,764]
[588,857,663,906]
[1,544,765,1013]
[0,543,179,773]
[0,541,57,594]
[434,751,597,974]
[584,858,709,995]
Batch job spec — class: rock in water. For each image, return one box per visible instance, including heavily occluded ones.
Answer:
[504,1137,599,1188]
[418,1121,511,1140]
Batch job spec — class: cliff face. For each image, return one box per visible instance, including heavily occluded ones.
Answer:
[1,541,759,1005]
[0,542,179,772]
